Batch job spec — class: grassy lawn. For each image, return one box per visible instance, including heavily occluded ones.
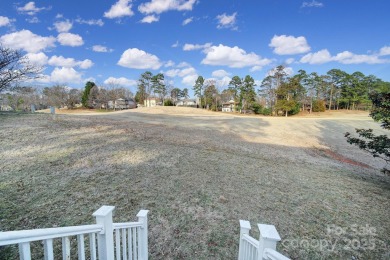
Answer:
[0,112,389,259]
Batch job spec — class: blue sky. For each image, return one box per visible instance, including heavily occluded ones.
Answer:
[0,0,389,97]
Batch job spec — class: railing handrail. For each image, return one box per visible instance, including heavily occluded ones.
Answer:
[242,233,259,248]
[264,248,291,260]
[113,222,142,230]
[0,224,102,246]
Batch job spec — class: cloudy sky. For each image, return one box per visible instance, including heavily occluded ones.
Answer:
[0,0,389,96]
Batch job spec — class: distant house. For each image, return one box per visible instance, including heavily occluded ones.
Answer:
[108,98,137,110]
[176,99,196,107]
[222,100,237,112]
[144,98,158,107]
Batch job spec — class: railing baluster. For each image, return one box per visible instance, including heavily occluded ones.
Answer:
[44,239,54,260]
[128,228,132,260]
[128,228,134,260]
[115,229,121,260]
[122,228,127,260]
[77,234,86,260]
[62,236,70,260]
[19,242,31,260]
[245,240,249,259]
[89,233,97,260]
[134,227,138,260]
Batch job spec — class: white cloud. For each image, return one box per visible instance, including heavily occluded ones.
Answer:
[182,74,198,86]
[183,42,212,51]
[379,46,390,56]
[75,18,104,26]
[165,60,175,67]
[54,20,73,33]
[334,51,386,64]
[218,76,232,87]
[300,49,388,65]
[78,59,94,69]
[171,41,179,48]
[201,44,272,69]
[48,55,93,69]
[0,30,55,53]
[206,76,231,87]
[182,17,193,25]
[17,2,50,15]
[166,67,196,78]
[48,56,78,67]
[269,35,310,55]
[138,0,197,14]
[301,0,324,8]
[104,77,137,87]
[300,49,333,64]
[0,16,14,27]
[285,58,295,64]
[50,67,82,83]
[104,0,134,19]
[26,17,39,23]
[212,69,230,78]
[24,52,48,66]
[57,33,84,47]
[177,62,191,68]
[92,45,113,53]
[250,66,263,72]
[216,12,237,29]
[118,48,162,69]
[140,15,159,23]
[164,62,198,86]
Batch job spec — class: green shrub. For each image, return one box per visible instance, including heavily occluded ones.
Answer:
[251,103,263,114]
[289,103,301,115]
[164,99,174,106]
[262,108,272,115]
[312,100,326,112]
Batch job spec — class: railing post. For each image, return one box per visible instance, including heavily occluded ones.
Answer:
[257,224,281,260]
[137,210,149,260]
[238,220,251,260]
[93,206,115,260]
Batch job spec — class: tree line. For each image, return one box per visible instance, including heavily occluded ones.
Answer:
[192,65,390,116]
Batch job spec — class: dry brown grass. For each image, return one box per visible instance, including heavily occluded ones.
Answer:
[0,109,389,259]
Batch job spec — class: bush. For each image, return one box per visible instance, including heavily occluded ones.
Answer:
[164,100,174,106]
[289,103,301,115]
[251,103,263,114]
[262,108,272,116]
[312,100,326,112]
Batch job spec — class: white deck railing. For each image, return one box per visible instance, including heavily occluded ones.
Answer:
[238,220,290,260]
[0,206,149,260]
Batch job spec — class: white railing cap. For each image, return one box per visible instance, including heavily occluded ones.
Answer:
[258,224,281,241]
[92,205,115,217]
[0,224,102,246]
[239,220,251,230]
[136,210,149,218]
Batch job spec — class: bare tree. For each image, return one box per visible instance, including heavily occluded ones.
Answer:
[0,45,42,93]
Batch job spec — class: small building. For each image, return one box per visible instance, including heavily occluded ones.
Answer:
[222,100,237,112]
[108,98,137,110]
[176,99,196,107]
[144,98,158,107]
